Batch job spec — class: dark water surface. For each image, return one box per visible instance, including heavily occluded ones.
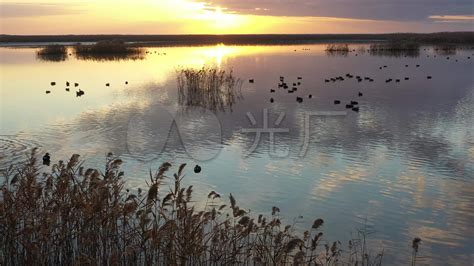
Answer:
[1,44,473,265]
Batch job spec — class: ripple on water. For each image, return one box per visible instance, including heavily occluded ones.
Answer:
[0,136,39,170]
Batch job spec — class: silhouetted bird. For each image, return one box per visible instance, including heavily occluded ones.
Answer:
[249,79,254,83]
[334,100,341,105]
[358,92,363,97]
[66,81,70,86]
[350,101,359,105]
[51,82,56,86]
[296,97,303,103]
[427,76,432,79]
[106,83,110,87]
[45,90,51,94]
[43,153,51,166]
[125,81,128,84]
[297,77,302,80]
[346,104,353,109]
[352,107,360,112]
[65,88,70,91]
[270,98,274,103]
[194,165,202,174]
[74,83,79,87]
[396,79,400,83]
[308,94,312,99]
[76,89,85,97]
[405,77,409,80]
[416,65,420,67]
[270,89,275,93]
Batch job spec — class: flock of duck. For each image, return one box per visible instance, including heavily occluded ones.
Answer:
[145,51,167,55]
[259,59,464,112]
[46,81,129,97]
[266,75,364,112]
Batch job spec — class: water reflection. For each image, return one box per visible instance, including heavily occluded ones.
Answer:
[1,44,473,265]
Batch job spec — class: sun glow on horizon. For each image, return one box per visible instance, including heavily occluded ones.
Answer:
[1,0,472,34]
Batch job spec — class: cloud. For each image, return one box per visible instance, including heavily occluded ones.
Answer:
[429,15,474,22]
[204,0,474,22]
[0,3,82,18]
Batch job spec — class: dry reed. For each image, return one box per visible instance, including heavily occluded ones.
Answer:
[74,40,144,61]
[0,149,390,265]
[36,45,68,62]
[176,66,243,112]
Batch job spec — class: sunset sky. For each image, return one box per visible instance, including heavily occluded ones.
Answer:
[1,0,473,34]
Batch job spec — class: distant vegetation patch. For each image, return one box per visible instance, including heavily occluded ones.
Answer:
[369,42,420,57]
[433,44,458,55]
[325,44,350,56]
[369,42,420,51]
[73,40,144,61]
[36,45,68,62]
[326,43,350,52]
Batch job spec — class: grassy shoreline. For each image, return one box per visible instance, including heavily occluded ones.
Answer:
[2,32,474,47]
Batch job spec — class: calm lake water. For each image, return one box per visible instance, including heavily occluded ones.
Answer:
[1,44,473,265]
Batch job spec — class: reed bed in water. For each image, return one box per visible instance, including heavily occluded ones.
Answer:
[177,66,243,112]
[36,45,68,61]
[369,42,420,51]
[326,43,350,52]
[0,149,392,265]
[73,40,144,61]
[368,42,420,57]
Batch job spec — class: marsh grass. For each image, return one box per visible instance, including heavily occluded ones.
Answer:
[433,44,457,56]
[177,66,243,112]
[369,42,420,57]
[36,45,68,62]
[74,40,144,61]
[326,44,350,56]
[0,150,391,265]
